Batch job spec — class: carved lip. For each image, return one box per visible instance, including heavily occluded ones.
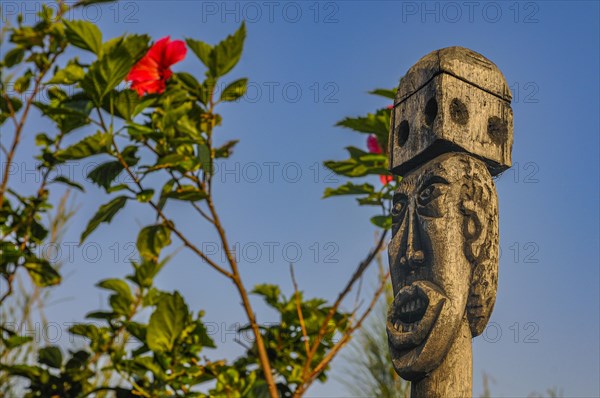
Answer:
[387,280,446,349]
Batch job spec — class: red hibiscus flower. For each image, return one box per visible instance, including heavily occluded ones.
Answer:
[367,134,392,185]
[126,36,187,96]
[379,174,393,184]
[367,134,383,154]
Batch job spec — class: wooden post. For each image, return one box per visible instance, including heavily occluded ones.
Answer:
[386,47,513,398]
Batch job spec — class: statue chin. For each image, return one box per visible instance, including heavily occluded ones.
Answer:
[387,280,464,381]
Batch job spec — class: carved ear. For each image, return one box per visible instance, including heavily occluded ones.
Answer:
[461,197,488,263]
[461,181,499,337]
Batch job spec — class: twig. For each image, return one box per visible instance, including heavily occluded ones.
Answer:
[301,230,388,381]
[294,270,390,397]
[0,50,63,208]
[110,137,233,279]
[206,195,279,397]
[290,263,310,355]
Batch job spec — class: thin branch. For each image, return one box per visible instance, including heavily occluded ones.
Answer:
[294,270,390,397]
[206,195,278,397]
[0,50,62,207]
[110,137,233,279]
[199,88,278,397]
[0,273,15,305]
[290,263,310,355]
[0,141,8,157]
[301,230,388,380]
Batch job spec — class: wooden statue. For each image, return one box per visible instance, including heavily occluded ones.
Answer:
[387,47,513,398]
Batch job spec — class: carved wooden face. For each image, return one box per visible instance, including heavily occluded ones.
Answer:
[387,153,498,380]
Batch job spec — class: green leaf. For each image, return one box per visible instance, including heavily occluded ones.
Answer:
[11,27,44,49]
[149,153,199,172]
[64,20,102,54]
[85,311,115,320]
[198,144,212,174]
[34,97,93,134]
[47,63,85,85]
[252,284,281,309]
[0,242,20,265]
[81,35,149,103]
[110,294,132,315]
[69,324,99,340]
[125,321,147,342]
[369,88,397,99]
[80,196,128,242]
[39,346,62,368]
[132,259,166,289]
[136,189,154,203]
[357,196,384,206]
[97,278,133,302]
[164,185,207,202]
[74,0,118,6]
[3,335,33,349]
[324,146,388,178]
[220,78,247,102]
[0,364,46,381]
[211,22,246,77]
[336,108,391,150]
[174,72,204,100]
[24,259,61,287]
[14,71,32,93]
[4,47,25,67]
[87,161,124,190]
[370,215,392,230]
[137,224,171,260]
[50,176,84,192]
[35,133,54,147]
[0,96,23,125]
[55,131,112,162]
[157,179,176,210]
[323,182,375,198]
[214,140,239,159]
[104,89,156,122]
[107,184,131,193]
[147,292,188,353]
[186,22,246,78]
[185,39,213,70]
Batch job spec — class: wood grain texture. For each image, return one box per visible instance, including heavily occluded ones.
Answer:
[386,153,499,397]
[387,47,511,398]
[390,47,513,176]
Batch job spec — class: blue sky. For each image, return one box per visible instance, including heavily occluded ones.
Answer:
[2,1,599,396]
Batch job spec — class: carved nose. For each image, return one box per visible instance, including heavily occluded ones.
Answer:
[399,208,425,270]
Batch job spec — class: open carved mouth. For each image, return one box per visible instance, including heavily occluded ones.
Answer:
[387,280,446,349]
[391,288,429,332]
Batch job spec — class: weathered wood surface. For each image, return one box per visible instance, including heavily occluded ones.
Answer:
[390,47,513,176]
[387,47,511,398]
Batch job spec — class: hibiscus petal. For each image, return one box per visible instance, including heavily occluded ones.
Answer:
[162,39,187,68]
[126,36,185,97]
[148,36,171,63]
[379,175,393,185]
[126,52,160,82]
[367,135,383,154]
[131,78,166,96]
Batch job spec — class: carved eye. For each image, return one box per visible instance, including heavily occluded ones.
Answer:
[391,200,404,217]
[416,178,448,218]
[391,194,407,227]
[418,184,441,206]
